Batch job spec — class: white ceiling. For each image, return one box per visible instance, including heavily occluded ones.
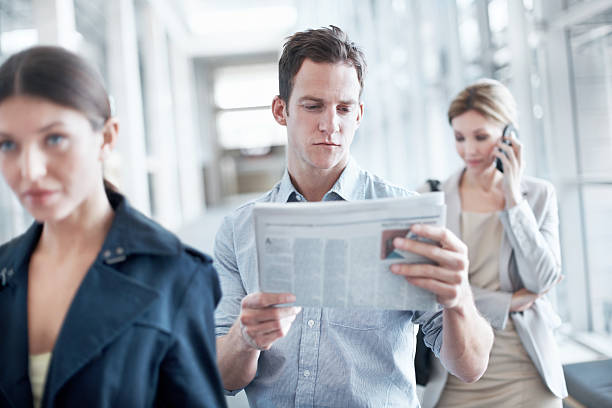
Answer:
[153,0,298,57]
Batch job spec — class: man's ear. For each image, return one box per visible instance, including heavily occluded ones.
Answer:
[271,95,288,126]
[99,117,119,160]
[355,102,364,129]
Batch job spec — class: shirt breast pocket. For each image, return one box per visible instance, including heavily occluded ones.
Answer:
[325,309,393,330]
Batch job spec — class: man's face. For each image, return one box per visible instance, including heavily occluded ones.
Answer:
[272,59,363,175]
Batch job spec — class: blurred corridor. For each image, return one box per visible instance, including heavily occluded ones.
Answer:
[1,1,611,406]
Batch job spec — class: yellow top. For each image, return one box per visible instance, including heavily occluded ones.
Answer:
[29,352,52,408]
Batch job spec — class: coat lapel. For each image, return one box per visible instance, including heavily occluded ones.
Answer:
[43,261,158,405]
[0,223,42,408]
[498,180,530,291]
[1,191,176,407]
[42,191,171,405]
[0,260,32,408]
[442,169,463,237]
[498,229,513,291]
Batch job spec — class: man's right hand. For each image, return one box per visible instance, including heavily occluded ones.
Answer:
[238,292,302,351]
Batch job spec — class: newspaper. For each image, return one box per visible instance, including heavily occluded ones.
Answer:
[253,192,446,311]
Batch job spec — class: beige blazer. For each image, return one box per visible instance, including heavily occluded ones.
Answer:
[420,169,567,408]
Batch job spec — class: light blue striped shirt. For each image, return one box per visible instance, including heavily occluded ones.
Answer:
[214,158,443,408]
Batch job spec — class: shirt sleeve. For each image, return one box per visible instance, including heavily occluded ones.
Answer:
[413,309,444,358]
[213,215,247,337]
[155,254,227,407]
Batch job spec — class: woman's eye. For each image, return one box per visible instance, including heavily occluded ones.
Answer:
[46,133,66,146]
[0,140,16,152]
[475,134,489,141]
[455,136,464,142]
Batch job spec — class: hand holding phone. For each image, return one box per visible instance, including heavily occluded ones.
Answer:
[496,124,518,172]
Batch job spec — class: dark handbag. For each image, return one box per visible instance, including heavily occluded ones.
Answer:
[414,179,441,386]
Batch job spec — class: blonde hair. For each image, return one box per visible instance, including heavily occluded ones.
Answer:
[447,78,518,127]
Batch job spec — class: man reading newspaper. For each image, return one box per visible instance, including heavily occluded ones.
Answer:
[214,26,493,407]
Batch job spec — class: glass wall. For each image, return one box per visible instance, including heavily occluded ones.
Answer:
[0,0,205,241]
[0,0,34,243]
[567,9,612,335]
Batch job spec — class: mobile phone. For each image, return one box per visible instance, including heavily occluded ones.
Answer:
[496,124,518,173]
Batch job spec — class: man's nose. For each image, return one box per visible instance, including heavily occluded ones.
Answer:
[318,107,340,135]
[19,145,47,181]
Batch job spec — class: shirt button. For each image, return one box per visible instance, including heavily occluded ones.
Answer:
[307,319,315,328]
[116,247,124,255]
[103,250,112,258]
[304,369,311,377]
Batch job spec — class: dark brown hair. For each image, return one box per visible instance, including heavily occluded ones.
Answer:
[0,46,117,191]
[0,45,111,130]
[278,25,367,103]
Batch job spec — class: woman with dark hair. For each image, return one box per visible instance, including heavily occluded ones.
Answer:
[420,79,566,407]
[0,46,226,408]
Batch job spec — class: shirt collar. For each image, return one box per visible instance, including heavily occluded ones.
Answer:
[326,157,363,201]
[277,169,299,203]
[276,157,364,203]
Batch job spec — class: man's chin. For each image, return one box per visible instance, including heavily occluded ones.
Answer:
[306,152,348,170]
[309,159,345,171]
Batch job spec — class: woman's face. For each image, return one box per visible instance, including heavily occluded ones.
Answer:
[0,95,106,222]
[451,109,504,173]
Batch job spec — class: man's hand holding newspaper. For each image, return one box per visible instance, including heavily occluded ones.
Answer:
[235,193,471,351]
[254,192,453,311]
[390,223,470,310]
[235,292,301,351]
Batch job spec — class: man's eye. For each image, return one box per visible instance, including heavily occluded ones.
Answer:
[338,106,352,113]
[0,140,16,152]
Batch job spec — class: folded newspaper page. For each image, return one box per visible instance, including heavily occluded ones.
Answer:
[253,192,446,311]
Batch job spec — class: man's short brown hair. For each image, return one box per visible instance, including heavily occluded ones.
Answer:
[278,25,367,103]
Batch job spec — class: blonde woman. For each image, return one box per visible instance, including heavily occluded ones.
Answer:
[421,79,566,408]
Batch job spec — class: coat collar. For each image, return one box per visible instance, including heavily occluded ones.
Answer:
[97,189,181,264]
[0,190,181,277]
[0,190,171,407]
